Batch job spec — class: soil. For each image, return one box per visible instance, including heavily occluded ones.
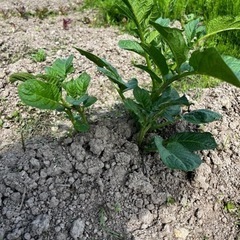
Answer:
[0,1,239,240]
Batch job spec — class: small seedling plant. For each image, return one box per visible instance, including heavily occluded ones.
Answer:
[10,55,97,132]
[76,0,240,171]
[31,49,47,62]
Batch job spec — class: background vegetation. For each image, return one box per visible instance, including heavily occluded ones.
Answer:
[82,0,240,58]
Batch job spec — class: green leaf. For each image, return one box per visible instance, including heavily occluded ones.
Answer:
[141,43,169,76]
[166,132,217,151]
[155,136,202,171]
[18,79,62,110]
[66,95,89,106]
[75,47,107,68]
[124,98,145,124]
[200,16,240,42]
[63,72,91,98]
[45,55,74,79]
[76,47,129,91]
[155,17,170,27]
[183,109,222,124]
[133,86,152,110]
[73,120,89,132]
[223,55,240,80]
[83,96,97,107]
[189,48,240,87]
[118,40,145,56]
[124,78,138,92]
[150,21,188,70]
[97,67,127,90]
[184,18,205,45]
[9,72,36,83]
[152,87,190,121]
[134,64,162,83]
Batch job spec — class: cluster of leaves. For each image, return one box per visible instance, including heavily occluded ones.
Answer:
[10,0,240,172]
[10,55,96,132]
[75,0,240,171]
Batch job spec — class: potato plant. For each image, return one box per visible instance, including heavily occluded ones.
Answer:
[76,0,240,171]
[10,55,97,132]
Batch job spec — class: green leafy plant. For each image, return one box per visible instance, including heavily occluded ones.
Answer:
[9,55,97,132]
[76,0,240,171]
[31,49,47,62]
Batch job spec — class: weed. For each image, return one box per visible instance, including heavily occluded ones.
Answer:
[98,206,125,239]
[31,49,47,62]
[76,0,240,171]
[9,55,97,133]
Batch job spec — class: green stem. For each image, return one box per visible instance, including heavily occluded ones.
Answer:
[137,124,152,146]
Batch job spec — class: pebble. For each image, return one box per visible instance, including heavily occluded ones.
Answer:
[70,218,85,240]
[31,214,51,236]
[174,227,189,239]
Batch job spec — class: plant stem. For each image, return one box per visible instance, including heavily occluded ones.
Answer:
[137,124,152,146]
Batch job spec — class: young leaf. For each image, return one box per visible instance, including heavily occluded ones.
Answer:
[166,132,217,151]
[83,96,97,107]
[183,109,222,124]
[133,86,152,111]
[189,48,240,87]
[150,21,188,70]
[155,136,202,171]
[18,79,62,110]
[9,72,36,83]
[118,40,145,56]
[66,95,89,106]
[63,73,91,98]
[125,78,138,92]
[45,55,74,79]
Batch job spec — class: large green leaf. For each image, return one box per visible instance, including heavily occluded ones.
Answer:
[183,109,222,124]
[189,48,240,87]
[133,86,152,111]
[155,136,202,171]
[63,72,90,98]
[199,16,240,42]
[141,43,169,76]
[166,132,217,151]
[118,40,145,56]
[150,21,188,70]
[18,79,62,110]
[121,0,154,26]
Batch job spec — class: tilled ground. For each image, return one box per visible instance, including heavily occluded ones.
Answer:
[0,1,240,240]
